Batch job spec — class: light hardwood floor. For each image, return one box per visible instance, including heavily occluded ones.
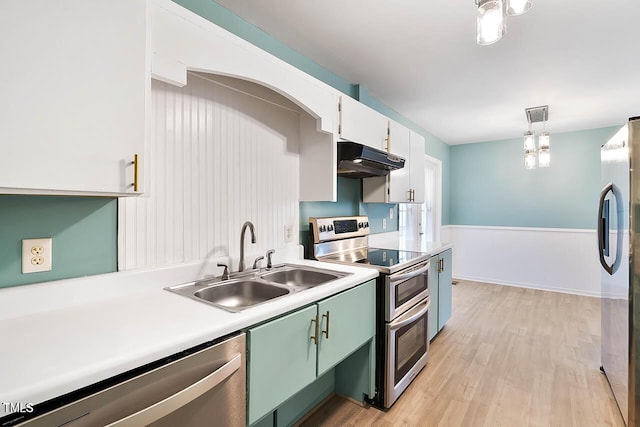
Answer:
[301,280,625,427]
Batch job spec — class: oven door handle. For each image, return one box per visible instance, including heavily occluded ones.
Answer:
[389,263,430,284]
[390,298,430,331]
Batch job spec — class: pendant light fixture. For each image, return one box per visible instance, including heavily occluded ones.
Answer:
[476,0,532,45]
[523,105,550,169]
[507,0,533,16]
[538,132,550,167]
[524,131,536,169]
[476,0,506,45]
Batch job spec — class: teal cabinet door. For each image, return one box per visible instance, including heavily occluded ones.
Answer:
[428,256,439,341]
[248,305,318,425]
[438,249,453,330]
[316,280,376,375]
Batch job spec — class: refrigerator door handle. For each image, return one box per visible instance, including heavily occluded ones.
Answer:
[598,183,614,275]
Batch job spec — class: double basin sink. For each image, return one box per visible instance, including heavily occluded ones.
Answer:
[166,264,350,313]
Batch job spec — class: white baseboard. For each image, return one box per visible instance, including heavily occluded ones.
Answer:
[442,225,601,297]
[452,274,601,298]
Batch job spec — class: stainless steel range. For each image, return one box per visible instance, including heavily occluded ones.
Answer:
[309,216,430,408]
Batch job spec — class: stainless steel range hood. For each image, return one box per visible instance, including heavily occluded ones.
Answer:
[337,141,405,179]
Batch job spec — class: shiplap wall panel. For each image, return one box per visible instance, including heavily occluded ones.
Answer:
[119,74,300,270]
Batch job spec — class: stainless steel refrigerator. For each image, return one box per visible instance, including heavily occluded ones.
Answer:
[599,117,640,425]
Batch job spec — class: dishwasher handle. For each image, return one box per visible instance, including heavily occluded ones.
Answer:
[106,353,242,427]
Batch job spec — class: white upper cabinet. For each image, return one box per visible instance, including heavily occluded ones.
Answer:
[409,130,426,204]
[0,0,148,195]
[338,96,389,150]
[362,123,426,204]
[387,120,411,202]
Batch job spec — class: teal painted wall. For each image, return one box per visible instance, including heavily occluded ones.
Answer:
[0,196,117,288]
[450,126,621,229]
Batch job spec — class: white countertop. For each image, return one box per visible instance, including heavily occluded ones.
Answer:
[0,257,377,417]
[368,231,452,255]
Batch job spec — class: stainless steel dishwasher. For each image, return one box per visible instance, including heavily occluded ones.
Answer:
[13,333,246,427]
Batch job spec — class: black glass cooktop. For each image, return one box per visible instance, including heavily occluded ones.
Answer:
[361,248,425,267]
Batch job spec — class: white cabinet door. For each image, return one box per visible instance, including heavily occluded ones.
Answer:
[0,0,147,195]
[387,120,411,203]
[409,130,426,204]
[339,96,388,150]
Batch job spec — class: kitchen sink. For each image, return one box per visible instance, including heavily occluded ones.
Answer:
[168,279,291,313]
[260,266,347,288]
[194,280,290,311]
[166,264,350,312]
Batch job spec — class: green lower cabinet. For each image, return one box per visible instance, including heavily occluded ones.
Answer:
[438,249,453,328]
[247,280,377,426]
[428,248,453,341]
[248,305,318,425]
[317,280,376,375]
[428,260,439,341]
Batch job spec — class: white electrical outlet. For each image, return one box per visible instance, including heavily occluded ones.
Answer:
[284,224,293,243]
[390,207,394,219]
[22,238,52,274]
[382,218,387,230]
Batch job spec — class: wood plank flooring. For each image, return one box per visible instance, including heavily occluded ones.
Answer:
[301,281,625,427]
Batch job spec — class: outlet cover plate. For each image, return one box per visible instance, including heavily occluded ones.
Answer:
[22,238,52,274]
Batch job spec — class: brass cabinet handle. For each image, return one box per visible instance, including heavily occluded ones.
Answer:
[132,154,139,192]
[385,121,391,152]
[321,311,330,339]
[310,315,319,345]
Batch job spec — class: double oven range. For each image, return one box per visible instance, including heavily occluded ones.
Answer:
[309,216,430,408]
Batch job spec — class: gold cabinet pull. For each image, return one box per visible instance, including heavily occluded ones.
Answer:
[385,121,391,151]
[310,315,319,345]
[132,154,140,192]
[321,311,330,339]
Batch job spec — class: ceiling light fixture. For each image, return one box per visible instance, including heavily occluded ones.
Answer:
[507,0,533,16]
[476,0,505,45]
[523,105,550,169]
[476,0,532,45]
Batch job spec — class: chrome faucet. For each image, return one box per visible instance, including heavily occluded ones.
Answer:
[238,221,256,272]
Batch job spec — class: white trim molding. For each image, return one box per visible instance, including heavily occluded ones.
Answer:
[441,225,600,297]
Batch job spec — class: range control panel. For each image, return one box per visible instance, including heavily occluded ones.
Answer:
[309,216,370,243]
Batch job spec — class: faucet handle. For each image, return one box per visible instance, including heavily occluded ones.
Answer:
[265,249,276,269]
[217,263,230,280]
[252,256,264,270]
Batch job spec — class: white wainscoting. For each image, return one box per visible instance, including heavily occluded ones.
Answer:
[441,225,601,297]
[119,74,301,270]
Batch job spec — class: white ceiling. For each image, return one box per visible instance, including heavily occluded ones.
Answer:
[214,0,640,144]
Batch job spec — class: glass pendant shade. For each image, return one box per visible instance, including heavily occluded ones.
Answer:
[525,151,537,169]
[477,0,506,45]
[524,131,535,151]
[507,0,532,16]
[538,132,550,167]
[524,131,537,169]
